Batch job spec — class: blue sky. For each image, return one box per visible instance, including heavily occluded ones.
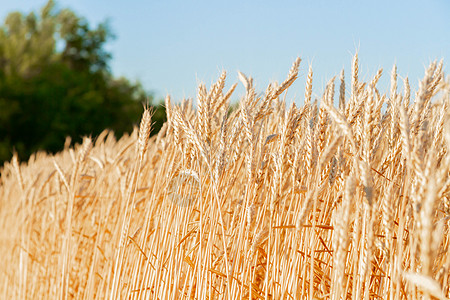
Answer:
[1,0,449,103]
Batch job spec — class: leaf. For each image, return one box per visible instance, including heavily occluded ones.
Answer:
[403,272,448,300]
[184,256,195,270]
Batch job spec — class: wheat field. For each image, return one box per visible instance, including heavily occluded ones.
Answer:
[1,55,449,299]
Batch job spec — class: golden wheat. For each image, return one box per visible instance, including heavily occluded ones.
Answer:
[1,55,450,299]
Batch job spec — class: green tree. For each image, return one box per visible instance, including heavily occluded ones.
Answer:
[0,0,166,164]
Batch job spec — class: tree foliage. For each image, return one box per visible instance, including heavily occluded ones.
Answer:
[0,0,165,164]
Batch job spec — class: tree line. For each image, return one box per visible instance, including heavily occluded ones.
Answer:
[0,0,166,164]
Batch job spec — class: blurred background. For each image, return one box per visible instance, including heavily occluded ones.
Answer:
[0,0,448,164]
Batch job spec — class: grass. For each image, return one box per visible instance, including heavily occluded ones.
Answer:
[1,54,450,299]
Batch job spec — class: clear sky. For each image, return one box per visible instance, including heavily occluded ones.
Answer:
[1,0,449,103]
